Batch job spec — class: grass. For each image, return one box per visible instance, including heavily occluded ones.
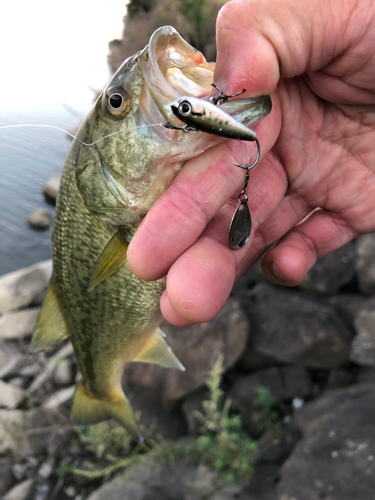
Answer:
[252,385,282,436]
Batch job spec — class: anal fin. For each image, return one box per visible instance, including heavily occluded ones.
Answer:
[71,380,143,442]
[88,227,130,292]
[133,328,185,371]
[30,282,69,353]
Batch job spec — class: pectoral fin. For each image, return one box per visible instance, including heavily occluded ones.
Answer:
[30,282,69,353]
[133,328,185,371]
[88,227,129,292]
[71,380,143,442]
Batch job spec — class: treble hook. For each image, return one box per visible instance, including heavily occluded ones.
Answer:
[209,84,246,106]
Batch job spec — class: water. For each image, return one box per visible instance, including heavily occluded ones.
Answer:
[0,0,127,275]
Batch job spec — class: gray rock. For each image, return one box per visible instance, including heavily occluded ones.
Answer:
[229,366,313,430]
[356,366,375,384]
[123,298,249,403]
[87,456,215,500]
[0,380,26,409]
[0,260,52,314]
[293,383,375,435]
[0,406,63,456]
[29,342,73,393]
[243,284,353,369]
[327,294,366,330]
[0,341,25,379]
[0,458,15,497]
[127,387,188,440]
[256,428,302,465]
[0,308,40,339]
[300,242,356,294]
[52,358,73,386]
[3,478,33,500]
[181,388,209,434]
[43,386,75,411]
[351,297,375,366]
[42,172,61,204]
[327,366,355,389]
[277,386,375,500]
[27,208,53,230]
[355,233,375,294]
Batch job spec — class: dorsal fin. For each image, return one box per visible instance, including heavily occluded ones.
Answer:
[133,328,185,371]
[30,281,69,353]
[88,227,129,292]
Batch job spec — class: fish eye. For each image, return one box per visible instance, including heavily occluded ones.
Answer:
[109,94,123,109]
[105,87,128,115]
[179,101,192,116]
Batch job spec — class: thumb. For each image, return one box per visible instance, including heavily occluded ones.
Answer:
[214,0,369,95]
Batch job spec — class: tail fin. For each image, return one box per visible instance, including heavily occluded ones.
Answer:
[71,381,143,442]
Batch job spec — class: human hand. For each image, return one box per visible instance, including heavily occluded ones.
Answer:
[128,0,375,326]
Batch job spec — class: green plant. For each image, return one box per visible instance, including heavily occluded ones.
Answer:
[252,386,281,436]
[62,421,155,481]
[192,355,258,484]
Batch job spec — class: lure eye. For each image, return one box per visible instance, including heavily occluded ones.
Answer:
[105,87,128,115]
[179,101,192,116]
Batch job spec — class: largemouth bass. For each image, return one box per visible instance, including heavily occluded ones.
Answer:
[31,26,271,441]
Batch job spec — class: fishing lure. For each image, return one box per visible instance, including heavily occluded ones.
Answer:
[164,85,263,250]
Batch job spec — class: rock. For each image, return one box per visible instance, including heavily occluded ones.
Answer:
[277,385,375,500]
[229,366,313,431]
[293,383,375,435]
[0,380,26,409]
[87,455,217,500]
[356,366,375,384]
[127,387,188,440]
[0,308,40,339]
[355,233,375,294]
[256,428,302,465]
[0,407,65,456]
[52,358,73,386]
[350,297,375,366]
[181,388,209,434]
[300,242,356,294]
[241,464,278,500]
[27,209,53,230]
[242,284,353,369]
[29,342,73,393]
[0,458,15,497]
[0,260,52,314]
[0,341,25,379]
[3,478,33,500]
[123,299,249,403]
[327,294,366,330]
[43,386,75,411]
[42,172,61,205]
[327,365,356,389]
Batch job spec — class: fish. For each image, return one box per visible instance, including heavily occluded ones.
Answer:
[30,25,272,441]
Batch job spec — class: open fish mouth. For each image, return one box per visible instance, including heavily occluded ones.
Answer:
[140,26,216,120]
[148,25,215,98]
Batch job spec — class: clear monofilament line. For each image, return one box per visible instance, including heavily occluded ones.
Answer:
[0,123,165,147]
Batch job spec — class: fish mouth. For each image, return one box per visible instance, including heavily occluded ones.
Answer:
[139,26,271,129]
[140,26,215,121]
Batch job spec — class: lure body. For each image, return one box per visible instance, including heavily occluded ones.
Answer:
[170,95,271,141]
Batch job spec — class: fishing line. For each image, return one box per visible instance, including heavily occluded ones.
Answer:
[0,122,165,147]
